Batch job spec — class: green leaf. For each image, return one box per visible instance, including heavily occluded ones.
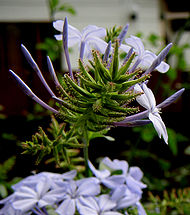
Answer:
[167,68,177,81]
[111,41,119,80]
[133,124,156,143]
[168,128,178,156]
[1,133,17,141]
[49,0,59,10]
[58,4,76,15]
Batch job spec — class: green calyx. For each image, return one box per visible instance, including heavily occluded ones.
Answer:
[56,41,148,133]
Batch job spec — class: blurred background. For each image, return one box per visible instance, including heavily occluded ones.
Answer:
[0,0,190,210]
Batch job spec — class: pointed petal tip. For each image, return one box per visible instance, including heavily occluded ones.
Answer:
[20,44,28,53]
[64,16,68,28]
[168,42,173,47]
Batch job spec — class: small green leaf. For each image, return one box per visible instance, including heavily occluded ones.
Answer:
[58,4,76,15]
[168,128,178,156]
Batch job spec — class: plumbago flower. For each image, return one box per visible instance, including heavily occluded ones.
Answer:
[8,16,184,146]
[120,35,170,74]
[88,157,147,214]
[78,195,123,215]
[0,171,76,214]
[3,16,185,215]
[0,158,146,215]
[100,157,147,195]
[55,179,100,215]
[134,83,168,144]
[53,18,108,60]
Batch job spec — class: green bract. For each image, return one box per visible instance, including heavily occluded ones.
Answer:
[56,41,148,134]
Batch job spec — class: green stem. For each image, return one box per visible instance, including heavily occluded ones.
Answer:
[82,128,90,177]
[62,147,70,167]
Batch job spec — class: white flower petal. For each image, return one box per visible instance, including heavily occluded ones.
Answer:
[15,187,36,199]
[102,175,125,189]
[54,34,62,41]
[141,84,156,109]
[140,50,156,69]
[77,206,97,215]
[82,25,106,38]
[120,44,131,53]
[53,20,64,32]
[98,195,116,211]
[36,180,50,196]
[77,196,99,211]
[38,199,49,208]
[125,36,144,58]
[101,157,129,175]
[77,181,100,196]
[126,175,143,195]
[156,61,170,73]
[142,50,170,73]
[111,185,127,201]
[83,27,106,39]
[104,212,123,215]
[82,25,99,35]
[134,84,151,110]
[62,170,77,180]
[129,167,143,181]
[116,191,140,209]
[88,160,110,179]
[86,36,108,54]
[68,36,81,47]
[68,24,81,38]
[149,112,168,144]
[136,202,147,215]
[56,198,75,215]
[13,199,37,212]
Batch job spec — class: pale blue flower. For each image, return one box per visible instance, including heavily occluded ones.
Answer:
[88,160,125,189]
[100,157,146,195]
[114,88,185,127]
[111,184,138,207]
[111,185,140,209]
[120,35,169,73]
[53,20,107,59]
[0,204,28,215]
[56,179,100,215]
[111,185,147,215]
[136,202,147,215]
[134,83,168,144]
[12,179,64,213]
[77,195,123,215]
[0,194,26,215]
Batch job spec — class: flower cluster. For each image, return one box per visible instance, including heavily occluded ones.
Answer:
[4,16,185,215]
[0,158,146,215]
[9,17,184,145]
